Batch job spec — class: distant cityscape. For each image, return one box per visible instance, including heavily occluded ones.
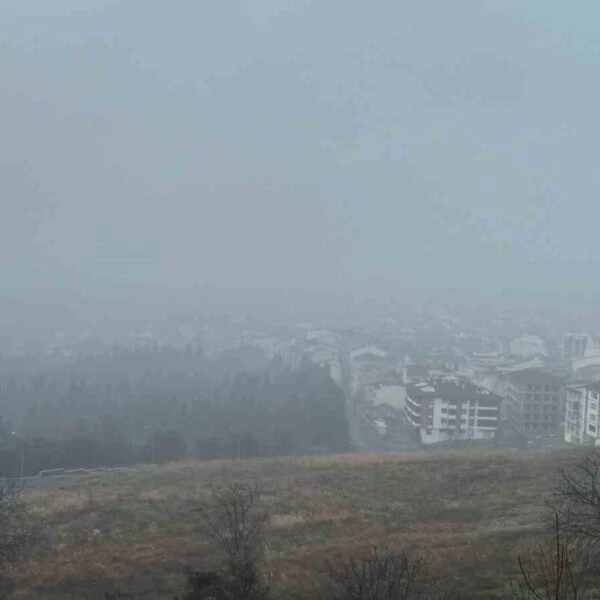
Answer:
[6,301,600,453]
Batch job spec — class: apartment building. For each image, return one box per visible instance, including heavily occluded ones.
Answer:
[504,369,564,435]
[405,378,502,445]
[564,381,600,445]
[562,334,600,362]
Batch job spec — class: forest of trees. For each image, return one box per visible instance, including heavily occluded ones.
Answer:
[0,344,351,476]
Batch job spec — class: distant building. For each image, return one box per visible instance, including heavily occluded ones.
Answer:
[306,329,339,347]
[401,355,429,384]
[504,369,564,435]
[351,345,391,364]
[564,335,600,377]
[509,335,549,358]
[469,367,507,399]
[303,344,342,385]
[402,361,430,385]
[351,346,399,394]
[563,334,590,361]
[562,334,600,362]
[368,384,406,411]
[564,381,600,446]
[429,349,468,373]
[401,351,466,385]
[405,378,502,445]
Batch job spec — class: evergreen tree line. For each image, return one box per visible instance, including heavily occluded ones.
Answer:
[0,345,351,476]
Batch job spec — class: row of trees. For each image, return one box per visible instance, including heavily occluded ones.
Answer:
[0,346,351,475]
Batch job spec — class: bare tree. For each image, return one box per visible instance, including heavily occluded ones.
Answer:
[197,482,269,600]
[0,477,43,598]
[556,451,600,542]
[323,546,431,600]
[0,479,28,564]
[512,514,600,600]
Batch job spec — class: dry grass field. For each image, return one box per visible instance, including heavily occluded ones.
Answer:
[10,447,589,599]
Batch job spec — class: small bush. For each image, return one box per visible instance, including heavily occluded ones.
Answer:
[179,569,222,599]
[323,546,428,600]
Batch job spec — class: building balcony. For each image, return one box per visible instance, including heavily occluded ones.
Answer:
[405,403,420,419]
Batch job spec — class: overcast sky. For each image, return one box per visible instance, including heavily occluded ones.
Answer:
[2,1,600,307]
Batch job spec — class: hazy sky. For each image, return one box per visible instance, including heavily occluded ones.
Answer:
[3,1,600,304]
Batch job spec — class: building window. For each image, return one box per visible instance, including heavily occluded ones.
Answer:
[589,424,597,434]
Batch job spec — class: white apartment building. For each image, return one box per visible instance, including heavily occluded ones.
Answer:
[563,334,600,362]
[564,381,600,446]
[405,378,502,445]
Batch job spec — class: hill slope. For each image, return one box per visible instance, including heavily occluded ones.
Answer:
[16,448,586,599]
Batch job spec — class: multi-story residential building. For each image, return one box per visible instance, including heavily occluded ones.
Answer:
[405,378,502,445]
[563,334,600,361]
[564,381,600,445]
[504,369,564,435]
[351,346,399,394]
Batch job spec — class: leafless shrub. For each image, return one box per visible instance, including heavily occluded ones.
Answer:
[512,514,600,600]
[0,477,47,598]
[323,546,433,600]
[556,451,600,543]
[178,568,222,599]
[197,482,269,600]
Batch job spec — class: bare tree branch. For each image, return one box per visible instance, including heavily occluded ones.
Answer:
[323,546,434,600]
[197,482,269,600]
[512,514,599,600]
[556,451,600,542]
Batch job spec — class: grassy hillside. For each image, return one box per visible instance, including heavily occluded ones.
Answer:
[13,447,588,599]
